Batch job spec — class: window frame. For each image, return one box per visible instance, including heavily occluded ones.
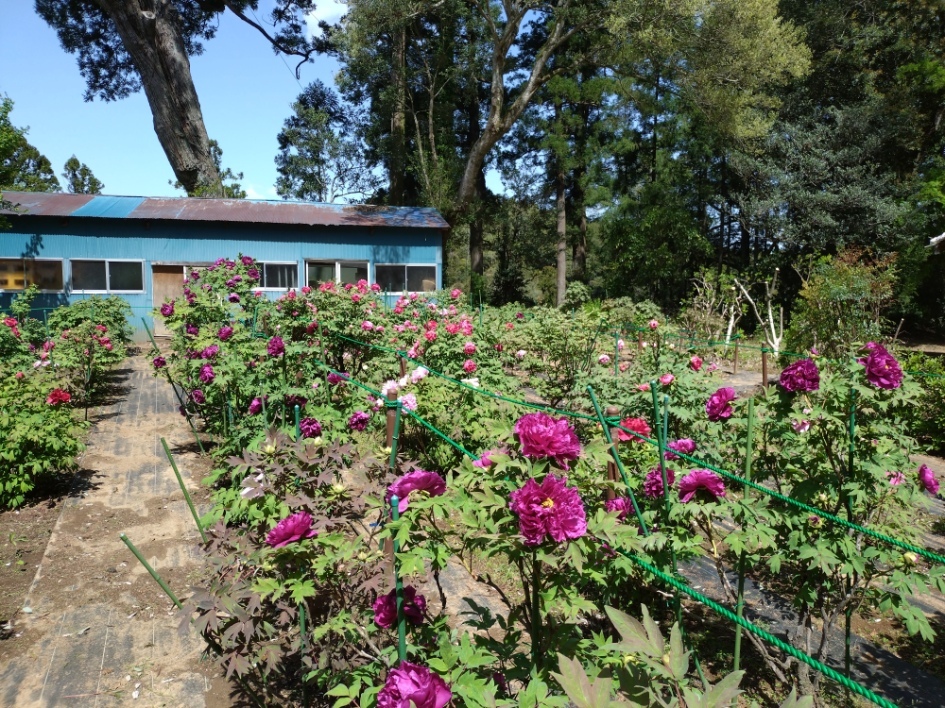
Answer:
[255,261,300,292]
[0,257,66,293]
[70,258,145,294]
[374,263,438,294]
[305,259,369,287]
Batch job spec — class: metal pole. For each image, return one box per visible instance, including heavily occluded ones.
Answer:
[605,405,620,500]
[390,495,407,664]
[119,533,182,608]
[161,438,207,543]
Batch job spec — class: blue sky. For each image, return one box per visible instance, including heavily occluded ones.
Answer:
[0,1,348,200]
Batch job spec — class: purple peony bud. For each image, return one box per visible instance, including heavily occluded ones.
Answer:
[372,585,427,628]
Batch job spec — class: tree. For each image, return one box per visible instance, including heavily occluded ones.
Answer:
[36,0,328,196]
[0,96,61,193]
[62,155,104,194]
[275,81,381,203]
[172,139,246,198]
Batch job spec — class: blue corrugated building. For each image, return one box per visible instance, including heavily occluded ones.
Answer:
[0,191,448,337]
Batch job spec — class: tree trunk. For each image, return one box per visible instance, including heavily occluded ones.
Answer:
[389,22,406,204]
[467,71,485,278]
[556,157,567,307]
[96,0,220,196]
[571,166,587,282]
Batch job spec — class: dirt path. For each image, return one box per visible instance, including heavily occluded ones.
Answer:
[0,357,220,707]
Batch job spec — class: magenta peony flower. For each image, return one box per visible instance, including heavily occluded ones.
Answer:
[779,358,820,393]
[218,325,234,341]
[248,397,263,415]
[514,412,582,469]
[473,446,507,469]
[792,419,811,434]
[386,470,447,513]
[605,496,632,521]
[643,467,675,498]
[462,359,477,374]
[284,394,307,410]
[191,389,205,404]
[372,585,427,628]
[160,302,174,317]
[228,293,240,303]
[152,356,166,369]
[185,323,199,336]
[858,343,903,390]
[659,373,675,386]
[464,341,476,355]
[265,511,317,548]
[918,464,940,496]
[615,417,651,442]
[509,474,587,545]
[267,336,285,357]
[665,438,696,461]
[199,364,215,384]
[678,469,726,502]
[247,268,260,280]
[299,417,322,438]
[201,344,220,359]
[348,410,370,431]
[690,355,703,372]
[377,662,451,708]
[705,387,737,422]
[241,255,254,266]
[327,372,347,385]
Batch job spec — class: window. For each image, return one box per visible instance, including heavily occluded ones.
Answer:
[376,264,437,293]
[260,262,298,290]
[0,259,64,291]
[72,260,143,292]
[306,260,368,287]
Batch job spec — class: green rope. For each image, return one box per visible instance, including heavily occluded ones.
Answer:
[402,409,477,460]
[608,542,899,708]
[609,423,945,567]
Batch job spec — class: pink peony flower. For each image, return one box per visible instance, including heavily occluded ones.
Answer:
[514,412,582,469]
[373,585,427,628]
[266,511,317,548]
[643,467,675,498]
[398,393,418,411]
[361,320,374,331]
[462,359,477,374]
[348,410,370,431]
[617,338,625,351]
[267,336,285,357]
[705,387,737,422]
[46,388,71,406]
[678,469,726,502]
[515,349,526,359]
[690,355,703,372]
[791,419,811,434]
[886,470,905,486]
[665,438,696,461]
[779,359,820,393]
[918,464,940,496]
[377,662,451,708]
[386,470,447,513]
[858,343,903,390]
[648,319,659,329]
[637,382,650,392]
[619,362,629,372]
[659,373,675,386]
[509,474,587,545]
[598,354,611,365]
[463,341,476,355]
[605,496,632,521]
[299,417,322,438]
[450,288,462,299]
[615,417,651,442]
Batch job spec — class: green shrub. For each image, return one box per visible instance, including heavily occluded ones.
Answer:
[902,351,945,453]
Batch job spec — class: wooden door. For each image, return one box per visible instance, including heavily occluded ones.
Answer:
[152,265,185,336]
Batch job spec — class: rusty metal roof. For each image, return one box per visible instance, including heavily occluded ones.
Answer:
[1,191,449,229]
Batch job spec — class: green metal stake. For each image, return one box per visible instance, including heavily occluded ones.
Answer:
[734,396,755,672]
[531,549,542,672]
[390,495,408,663]
[586,386,649,536]
[294,404,301,440]
[614,330,619,376]
[299,602,308,705]
[119,533,182,608]
[161,438,208,543]
[845,388,857,680]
